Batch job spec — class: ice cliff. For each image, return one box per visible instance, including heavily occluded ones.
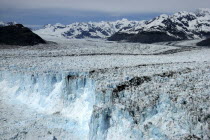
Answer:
[0,63,210,140]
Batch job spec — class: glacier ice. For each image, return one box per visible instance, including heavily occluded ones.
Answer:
[0,63,210,140]
[0,71,95,139]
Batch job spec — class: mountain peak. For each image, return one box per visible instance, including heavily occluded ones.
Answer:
[115,18,129,23]
[195,8,210,16]
[121,18,128,21]
[35,8,210,41]
[35,19,140,39]
[44,24,52,28]
[0,21,18,27]
[54,23,65,27]
[157,14,169,19]
[197,8,210,13]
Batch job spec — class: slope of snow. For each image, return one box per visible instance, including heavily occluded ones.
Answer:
[119,8,210,40]
[34,19,140,39]
[34,8,210,40]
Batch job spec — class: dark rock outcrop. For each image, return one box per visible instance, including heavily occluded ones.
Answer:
[108,31,183,43]
[0,24,46,46]
[197,38,210,46]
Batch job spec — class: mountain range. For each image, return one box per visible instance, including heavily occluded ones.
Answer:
[34,19,140,39]
[33,8,210,43]
[1,8,210,43]
[109,8,210,43]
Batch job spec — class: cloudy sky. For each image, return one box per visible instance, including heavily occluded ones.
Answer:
[0,0,209,28]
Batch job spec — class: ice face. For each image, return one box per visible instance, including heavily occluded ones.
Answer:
[0,63,210,140]
[0,71,95,139]
[88,65,210,140]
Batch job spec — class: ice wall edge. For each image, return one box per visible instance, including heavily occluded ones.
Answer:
[0,69,210,140]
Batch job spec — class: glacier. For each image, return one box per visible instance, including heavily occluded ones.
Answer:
[0,62,210,140]
[0,37,210,140]
[0,71,95,139]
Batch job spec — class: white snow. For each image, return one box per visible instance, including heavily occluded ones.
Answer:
[34,19,140,39]
[0,21,17,27]
[118,8,210,39]
[0,38,209,73]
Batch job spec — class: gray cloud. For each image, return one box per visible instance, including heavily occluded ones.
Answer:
[0,0,209,13]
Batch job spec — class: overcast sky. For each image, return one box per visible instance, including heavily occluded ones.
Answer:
[0,0,209,27]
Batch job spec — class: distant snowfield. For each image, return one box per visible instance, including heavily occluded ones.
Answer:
[0,37,209,72]
[0,38,210,140]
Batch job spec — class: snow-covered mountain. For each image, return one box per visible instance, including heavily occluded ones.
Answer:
[0,21,17,27]
[34,8,210,42]
[35,19,140,39]
[109,8,210,43]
